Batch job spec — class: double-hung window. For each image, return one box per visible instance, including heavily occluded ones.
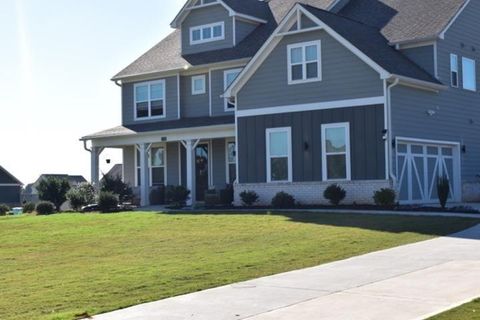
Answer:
[190,22,224,45]
[287,40,321,84]
[462,57,477,91]
[192,75,206,95]
[450,54,459,88]
[266,127,292,182]
[134,80,166,120]
[135,146,166,186]
[321,123,351,181]
[224,68,242,110]
[226,140,236,183]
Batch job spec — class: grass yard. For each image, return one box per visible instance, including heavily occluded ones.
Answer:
[0,212,478,320]
[429,299,480,319]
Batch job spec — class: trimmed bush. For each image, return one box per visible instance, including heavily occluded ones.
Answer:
[149,185,166,205]
[0,204,10,216]
[437,175,450,209]
[36,201,55,215]
[240,190,259,207]
[373,188,396,207]
[97,191,119,213]
[67,183,96,211]
[219,184,234,206]
[271,192,296,209]
[37,177,71,211]
[323,184,346,206]
[165,186,190,208]
[204,190,219,207]
[100,174,133,203]
[23,202,35,213]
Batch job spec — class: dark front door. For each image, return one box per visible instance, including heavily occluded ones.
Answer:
[195,143,209,201]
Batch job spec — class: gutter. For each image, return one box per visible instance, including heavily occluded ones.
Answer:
[389,74,447,92]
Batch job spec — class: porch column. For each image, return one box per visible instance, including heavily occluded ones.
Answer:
[183,139,200,206]
[91,147,104,187]
[138,143,151,207]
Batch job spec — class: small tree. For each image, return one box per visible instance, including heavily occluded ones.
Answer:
[37,177,70,211]
[66,183,96,211]
[100,174,133,202]
[323,184,346,206]
[437,175,450,209]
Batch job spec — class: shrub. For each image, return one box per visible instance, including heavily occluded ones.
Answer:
[23,202,35,213]
[66,189,85,211]
[437,175,450,209]
[37,177,71,211]
[240,190,259,207]
[149,185,166,205]
[323,184,346,206]
[75,183,96,204]
[219,184,234,206]
[98,191,119,213]
[100,174,133,203]
[204,189,219,207]
[165,185,190,208]
[373,188,396,207]
[0,204,10,216]
[36,201,55,215]
[271,192,296,209]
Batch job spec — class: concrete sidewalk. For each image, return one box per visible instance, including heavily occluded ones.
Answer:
[93,225,480,320]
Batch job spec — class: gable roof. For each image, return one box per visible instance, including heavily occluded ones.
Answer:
[0,166,22,185]
[338,0,468,45]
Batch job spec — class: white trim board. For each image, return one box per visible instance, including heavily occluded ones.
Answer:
[236,96,385,118]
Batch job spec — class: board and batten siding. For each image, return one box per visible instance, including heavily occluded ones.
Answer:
[122,76,178,126]
[237,29,384,110]
[237,105,386,184]
[181,5,234,55]
[391,0,480,181]
[0,186,21,204]
[181,74,210,118]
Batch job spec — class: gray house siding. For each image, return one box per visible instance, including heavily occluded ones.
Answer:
[211,138,227,188]
[235,19,257,45]
[181,74,210,118]
[391,0,480,182]
[237,29,384,110]
[0,186,21,205]
[167,142,181,186]
[238,105,386,184]
[123,146,136,187]
[401,45,435,77]
[122,76,178,126]
[210,66,244,116]
[181,5,234,55]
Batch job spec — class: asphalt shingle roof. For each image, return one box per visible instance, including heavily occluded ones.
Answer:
[0,166,22,185]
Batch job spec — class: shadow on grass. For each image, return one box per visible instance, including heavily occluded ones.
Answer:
[161,210,480,240]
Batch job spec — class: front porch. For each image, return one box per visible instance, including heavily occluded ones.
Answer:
[83,123,236,206]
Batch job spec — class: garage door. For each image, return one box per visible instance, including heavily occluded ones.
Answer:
[396,139,461,204]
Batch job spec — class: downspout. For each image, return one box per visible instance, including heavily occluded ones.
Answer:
[386,78,400,184]
[83,140,91,153]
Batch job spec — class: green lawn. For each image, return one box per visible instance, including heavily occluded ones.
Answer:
[0,212,478,320]
[429,299,480,319]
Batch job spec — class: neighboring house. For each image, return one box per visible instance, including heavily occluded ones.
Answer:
[22,174,87,203]
[100,164,123,183]
[0,166,23,206]
[81,0,480,206]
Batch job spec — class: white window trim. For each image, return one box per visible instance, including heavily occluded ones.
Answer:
[135,144,167,187]
[287,40,322,85]
[190,21,225,45]
[225,138,236,184]
[321,122,351,182]
[191,75,206,95]
[133,80,166,121]
[462,57,477,92]
[224,68,243,111]
[266,127,293,183]
[450,54,459,88]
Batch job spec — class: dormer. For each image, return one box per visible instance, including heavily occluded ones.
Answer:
[171,0,268,55]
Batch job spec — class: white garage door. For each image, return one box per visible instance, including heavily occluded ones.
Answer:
[396,138,461,204]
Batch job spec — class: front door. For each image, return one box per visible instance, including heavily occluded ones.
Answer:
[195,143,209,201]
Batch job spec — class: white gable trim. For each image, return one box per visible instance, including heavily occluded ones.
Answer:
[439,0,471,39]
[224,4,391,98]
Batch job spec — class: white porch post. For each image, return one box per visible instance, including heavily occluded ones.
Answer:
[91,147,104,187]
[182,139,200,206]
[138,143,151,207]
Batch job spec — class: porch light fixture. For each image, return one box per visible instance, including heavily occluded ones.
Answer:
[304,142,309,151]
[106,159,111,164]
[462,145,467,153]
[382,129,388,141]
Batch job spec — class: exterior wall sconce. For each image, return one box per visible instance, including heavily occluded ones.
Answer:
[382,129,388,141]
[304,142,309,151]
[392,139,396,149]
[462,145,467,153]
[106,159,111,164]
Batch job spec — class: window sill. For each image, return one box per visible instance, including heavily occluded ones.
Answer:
[134,115,167,121]
[288,78,322,85]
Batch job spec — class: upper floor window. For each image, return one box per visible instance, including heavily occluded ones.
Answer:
[287,40,322,85]
[450,54,458,88]
[192,75,206,95]
[321,123,351,181]
[462,57,476,91]
[266,127,292,183]
[134,80,166,120]
[224,68,242,110]
[190,22,224,45]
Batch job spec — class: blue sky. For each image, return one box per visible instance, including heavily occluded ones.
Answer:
[0,0,185,184]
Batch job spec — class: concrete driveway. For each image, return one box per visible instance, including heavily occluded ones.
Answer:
[93,224,480,320]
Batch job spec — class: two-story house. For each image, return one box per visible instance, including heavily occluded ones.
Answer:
[82,0,480,206]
